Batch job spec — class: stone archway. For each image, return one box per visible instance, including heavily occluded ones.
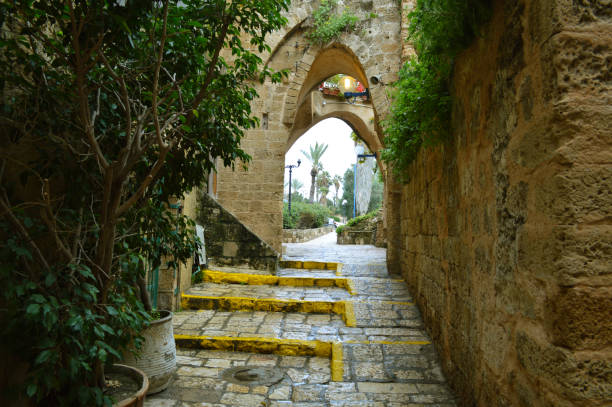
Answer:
[214,0,404,252]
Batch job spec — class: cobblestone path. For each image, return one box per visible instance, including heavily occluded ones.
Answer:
[145,233,456,406]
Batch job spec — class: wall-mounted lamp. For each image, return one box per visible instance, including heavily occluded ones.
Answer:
[370,75,384,85]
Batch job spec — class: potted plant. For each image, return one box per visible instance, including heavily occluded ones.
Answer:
[0,0,289,405]
[106,364,149,407]
[121,310,175,394]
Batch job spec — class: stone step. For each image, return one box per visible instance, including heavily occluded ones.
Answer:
[173,310,429,345]
[180,294,356,327]
[278,260,341,272]
[201,269,355,293]
[186,282,352,302]
[276,267,338,278]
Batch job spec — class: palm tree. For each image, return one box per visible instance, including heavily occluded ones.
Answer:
[301,142,328,202]
[332,175,342,206]
[316,170,331,204]
[291,178,304,195]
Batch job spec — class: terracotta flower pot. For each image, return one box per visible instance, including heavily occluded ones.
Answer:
[108,364,148,407]
[122,310,176,394]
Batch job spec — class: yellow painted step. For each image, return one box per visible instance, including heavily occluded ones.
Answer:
[201,269,355,294]
[174,334,332,357]
[279,260,342,271]
[181,294,356,327]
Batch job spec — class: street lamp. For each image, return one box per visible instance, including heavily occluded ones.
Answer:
[285,159,301,213]
[353,144,376,219]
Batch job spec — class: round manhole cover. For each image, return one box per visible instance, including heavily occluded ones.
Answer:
[220,366,284,386]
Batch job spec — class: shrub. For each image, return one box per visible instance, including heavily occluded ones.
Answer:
[283,202,331,229]
[381,0,491,180]
[336,210,378,234]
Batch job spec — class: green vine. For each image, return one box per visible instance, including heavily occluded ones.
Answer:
[381,0,491,181]
[307,0,359,45]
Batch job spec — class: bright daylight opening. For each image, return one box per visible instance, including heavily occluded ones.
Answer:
[283,118,382,231]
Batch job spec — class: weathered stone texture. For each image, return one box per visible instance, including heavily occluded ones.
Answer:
[398,0,612,406]
[197,192,279,272]
[282,226,334,243]
[215,0,403,253]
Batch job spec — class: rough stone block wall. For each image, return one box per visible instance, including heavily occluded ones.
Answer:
[197,192,279,272]
[398,0,612,406]
[282,225,334,243]
[215,0,403,253]
[337,229,376,245]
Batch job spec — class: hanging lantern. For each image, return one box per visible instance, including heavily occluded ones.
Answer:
[338,76,357,93]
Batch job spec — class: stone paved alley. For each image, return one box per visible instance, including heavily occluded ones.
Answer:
[145,233,456,406]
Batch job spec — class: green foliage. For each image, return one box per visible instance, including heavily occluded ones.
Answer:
[336,210,377,234]
[307,0,359,45]
[0,0,288,404]
[301,142,329,203]
[283,202,331,229]
[368,173,384,212]
[381,0,491,180]
[340,167,354,219]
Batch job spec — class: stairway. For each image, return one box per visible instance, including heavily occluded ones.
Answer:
[144,259,457,406]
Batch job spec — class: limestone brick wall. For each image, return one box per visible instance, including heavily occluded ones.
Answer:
[282,226,334,243]
[398,1,612,406]
[215,0,403,253]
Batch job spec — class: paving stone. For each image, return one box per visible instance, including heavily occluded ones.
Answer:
[269,385,292,399]
[158,237,457,406]
[219,392,265,407]
[292,384,326,401]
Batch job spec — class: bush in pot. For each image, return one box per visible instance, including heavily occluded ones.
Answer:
[0,0,289,405]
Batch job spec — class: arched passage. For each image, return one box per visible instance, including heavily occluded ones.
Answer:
[214,1,403,252]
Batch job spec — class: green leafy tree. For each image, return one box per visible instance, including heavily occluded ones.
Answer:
[0,0,288,404]
[316,170,331,204]
[301,142,328,203]
[340,167,355,219]
[368,172,384,212]
[332,174,342,207]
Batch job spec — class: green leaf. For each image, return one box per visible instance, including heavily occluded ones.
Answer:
[26,303,40,315]
[45,273,56,287]
[26,383,37,397]
[35,349,53,365]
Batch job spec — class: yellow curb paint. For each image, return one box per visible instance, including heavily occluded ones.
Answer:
[345,279,356,295]
[202,269,353,292]
[353,300,415,306]
[335,263,343,276]
[174,334,332,357]
[182,294,350,318]
[345,340,431,345]
[342,301,357,327]
[331,342,344,382]
[279,260,340,271]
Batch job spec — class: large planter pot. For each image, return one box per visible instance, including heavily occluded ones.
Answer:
[122,310,176,394]
[108,364,148,407]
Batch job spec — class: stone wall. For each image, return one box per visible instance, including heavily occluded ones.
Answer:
[397,1,612,406]
[282,225,334,243]
[215,0,403,253]
[337,229,375,245]
[197,192,279,272]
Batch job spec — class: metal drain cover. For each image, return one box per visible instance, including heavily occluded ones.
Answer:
[221,366,284,386]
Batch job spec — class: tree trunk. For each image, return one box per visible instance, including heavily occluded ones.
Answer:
[309,167,317,203]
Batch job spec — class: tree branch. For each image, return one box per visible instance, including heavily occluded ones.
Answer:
[186,15,232,123]
[116,145,171,217]
[152,0,170,150]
